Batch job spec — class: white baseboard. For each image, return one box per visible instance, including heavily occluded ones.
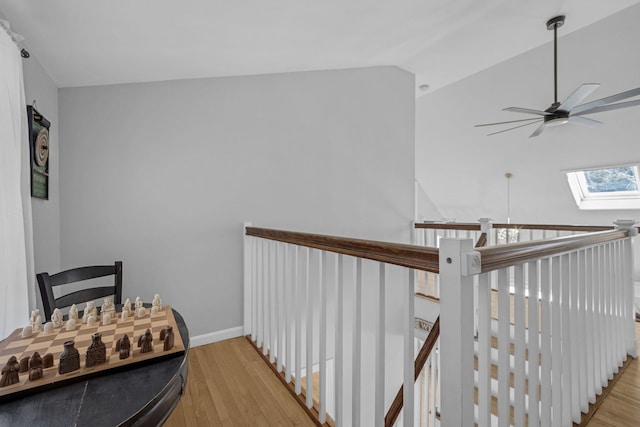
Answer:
[190,326,244,348]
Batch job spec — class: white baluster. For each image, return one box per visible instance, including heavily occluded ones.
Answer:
[497,268,509,427]
[577,250,589,412]
[585,248,597,400]
[560,253,573,425]
[353,257,363,426]
[335,254,344,426]
[375,263,386,427]
[514,264,526,427]
[262,240,269,356]
[243,223,252,337]
[276,243,282,371]
[306,248,313,409]
[551,256,562,426]
[540,258,552,425]
[477,272,491,427]
[403,268,416,427]
[285,245,292,383]
[295,246,302,395]
[527,261,540,427]
[270,241,277,364]
[319,251,327,423]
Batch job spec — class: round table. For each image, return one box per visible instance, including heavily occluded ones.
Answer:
[0,308,189,427]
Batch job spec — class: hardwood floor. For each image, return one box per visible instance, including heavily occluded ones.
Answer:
[584,321,640,427]
[165,322,640,426]
[164,337,315,426]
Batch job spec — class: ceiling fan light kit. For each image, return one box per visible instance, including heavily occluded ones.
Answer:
[477,15,640,137]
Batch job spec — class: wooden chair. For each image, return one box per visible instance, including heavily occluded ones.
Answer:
[37,261,123,321]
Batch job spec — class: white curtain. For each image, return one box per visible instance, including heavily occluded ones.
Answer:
[0,21,30,338]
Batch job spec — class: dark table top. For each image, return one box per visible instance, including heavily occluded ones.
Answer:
[0,307,189,427]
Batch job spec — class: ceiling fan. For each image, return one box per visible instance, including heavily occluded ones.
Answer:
[476,15,640,138]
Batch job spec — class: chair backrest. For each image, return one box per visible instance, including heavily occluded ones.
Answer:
[37,261,123,321]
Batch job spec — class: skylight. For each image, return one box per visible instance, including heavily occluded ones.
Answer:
[566,165,640,210]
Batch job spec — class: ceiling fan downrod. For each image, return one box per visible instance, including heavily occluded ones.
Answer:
[547,15,565,107]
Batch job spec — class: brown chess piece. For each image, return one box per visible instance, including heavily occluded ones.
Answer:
[115,334,131,359]
[161,326,174,351]
[28,352,44,381]
[1,356,20,387]
[59,341,80,374]
[137,329,153,354]
[86,332,107,367]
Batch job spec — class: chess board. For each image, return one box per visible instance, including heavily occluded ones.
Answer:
[0,305,185,401]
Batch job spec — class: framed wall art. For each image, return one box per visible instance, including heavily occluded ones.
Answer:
[27,105,50,199]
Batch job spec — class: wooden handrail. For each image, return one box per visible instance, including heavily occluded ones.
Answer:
[415,222,481,230]
[476,229,630,273]
[416,221,639,233]
[246,227,440,273]
[475,232,488,248]
[385,317,440,427]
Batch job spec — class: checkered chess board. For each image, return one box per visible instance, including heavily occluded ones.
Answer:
[0,305,185,401]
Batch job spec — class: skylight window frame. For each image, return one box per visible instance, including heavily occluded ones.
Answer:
[566,163,640,210]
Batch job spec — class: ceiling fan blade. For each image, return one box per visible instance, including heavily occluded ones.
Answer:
[571,86,640,115]
[568,115,602,128]
[573,98,640,116]
[529,123,546,138]
[558,83,599,112]
[503,107,552,116]
[486,119,542,136]
[475,117,542,127]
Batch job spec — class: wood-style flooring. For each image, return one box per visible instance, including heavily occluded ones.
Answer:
[165,323,640,426]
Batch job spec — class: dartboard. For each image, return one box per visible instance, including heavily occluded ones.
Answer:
[34,127,49,167]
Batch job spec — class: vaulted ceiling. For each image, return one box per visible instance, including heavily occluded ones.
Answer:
[1,0,638,97]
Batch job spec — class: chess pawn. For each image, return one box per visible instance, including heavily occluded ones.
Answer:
[102,312,112,326]
[21,325,33,338]
[43,322,54,334]
[87,315,97,327]
[137,307,146,318]
[151,306,159,315]
[43,353,54,369]
[19,356,30,374]
[51,308,63,328]
[59,341,80,374]
[65,318,77,331]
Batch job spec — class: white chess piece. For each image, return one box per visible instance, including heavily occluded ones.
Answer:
[151,306,159,315]
[51,308,63,328]
[121,311,128,321]
[43,322,54,334]
[101,295,116,317]
[87,315,97,327]
[82,301,97,324]
[135,297,143,310]
[21,325,33,338]
[30,309,42,332]
[68,304,79,321]
[137,307,146,318]
[152,294,163,311]
[123,298,132,316]
[65,318,77,331]
[102,312,112,326]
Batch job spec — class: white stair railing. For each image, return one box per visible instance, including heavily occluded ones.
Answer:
[439,223,638,427]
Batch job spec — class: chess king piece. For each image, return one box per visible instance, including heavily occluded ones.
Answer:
[101,295,116,317]
[51,308,63,328]
[82,301,97,324]
[85,333,107,367]
[30,309,42,332]
[115,334,131,359]
[160,326,174,351]
[0,356,20,387]
[152,294,163,311]
[137,329,153,353]
[59,341,80,374]
[28,352,44,381]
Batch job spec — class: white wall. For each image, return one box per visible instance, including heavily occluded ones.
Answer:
[416,4,640,228]
[22,52,60,310]
[58,66,415,337]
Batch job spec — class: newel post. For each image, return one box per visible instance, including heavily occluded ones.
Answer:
[439,238,479,426]
[614,219,638,358]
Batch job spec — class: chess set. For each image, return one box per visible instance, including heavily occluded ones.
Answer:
[0,304,185,401]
